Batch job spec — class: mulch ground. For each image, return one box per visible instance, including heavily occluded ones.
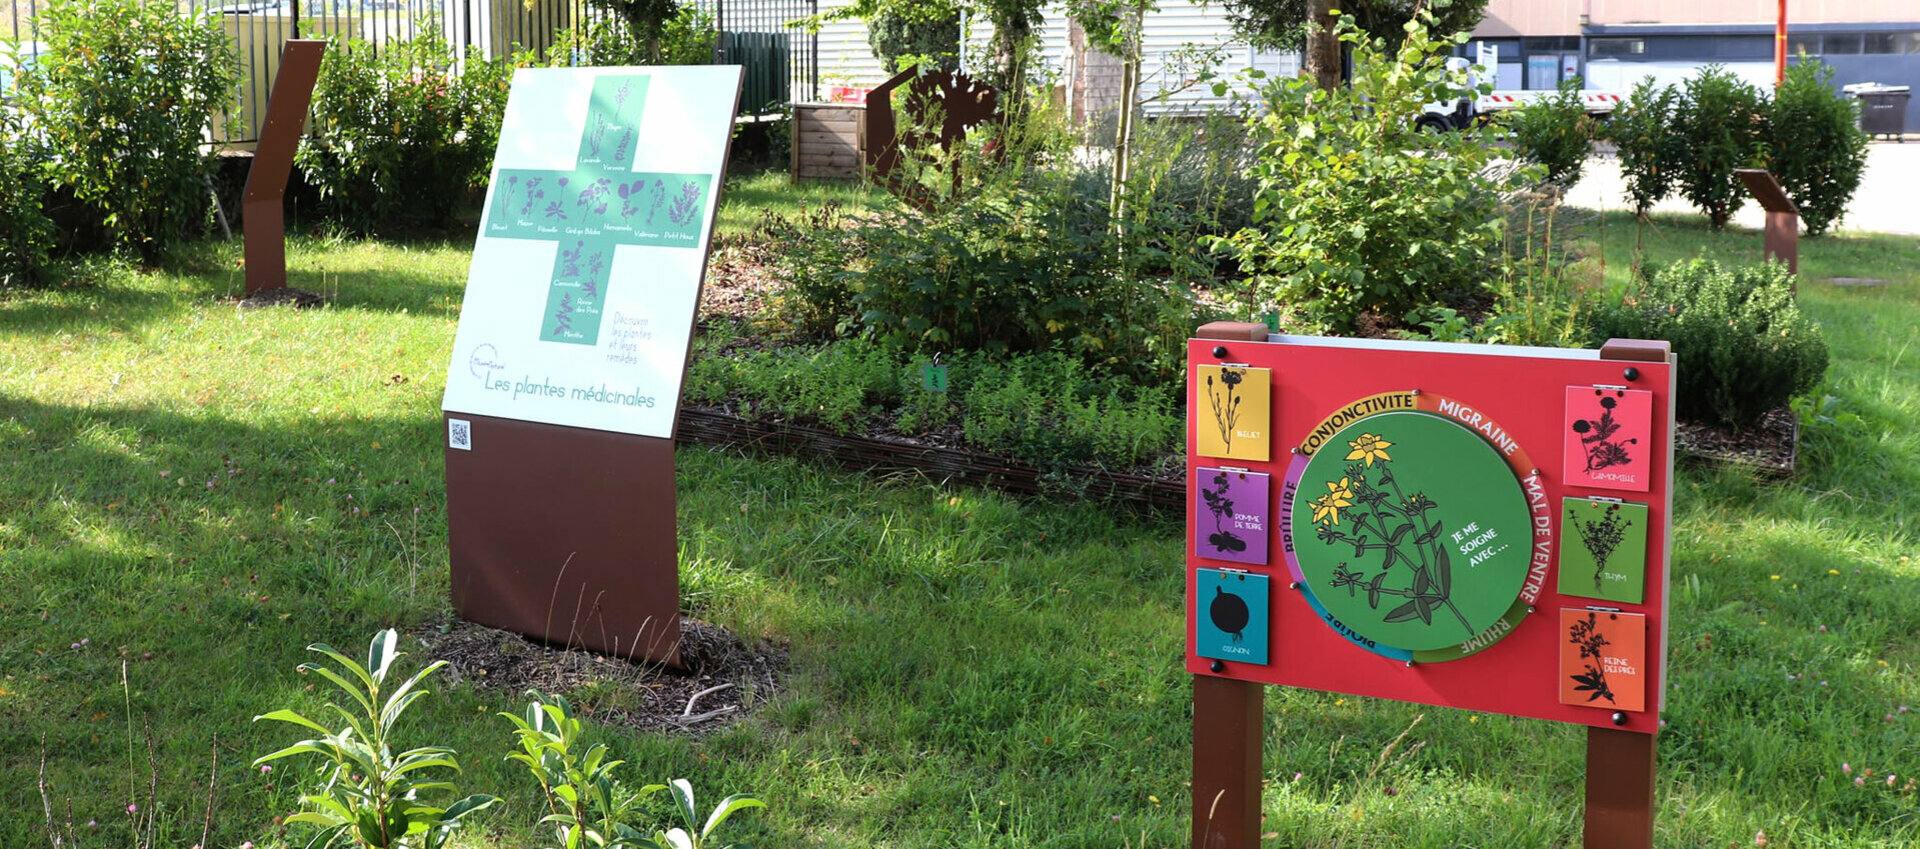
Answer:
[412,617,788,734]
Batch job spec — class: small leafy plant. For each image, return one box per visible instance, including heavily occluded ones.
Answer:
[1568,502,1627,592]
[254,629,498,849]
[1767,59,1869,236]
[1310,436,1471,636]
[1567,612,1616,704]
[503,690,765,849]
[1610,77,1682,220]
[1505,78,1595,186]
[1672,65,1766,229]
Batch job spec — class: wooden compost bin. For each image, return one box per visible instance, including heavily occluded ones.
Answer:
[791,102,865,181]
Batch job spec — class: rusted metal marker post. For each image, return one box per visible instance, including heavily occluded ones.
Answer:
[242,39,326,295]
[1735,168,1799,276]
[1186,322,1676,849]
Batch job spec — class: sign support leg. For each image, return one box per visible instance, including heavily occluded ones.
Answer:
[1584,726,1656,849]
[1192,675,1262,849]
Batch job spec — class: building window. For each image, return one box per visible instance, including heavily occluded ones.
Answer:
[1590,38,1645,58]
[1823,34,1864,55]
[1863,33,1897,55]
[1904,33,1920,55]
[1788,34,1821,55]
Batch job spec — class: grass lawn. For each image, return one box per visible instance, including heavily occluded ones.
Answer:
[3,184,1919,847]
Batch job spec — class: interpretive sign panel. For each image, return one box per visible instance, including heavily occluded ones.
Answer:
[442,66,740,438]
[441,66,742,666]
[1184,334,1675,733]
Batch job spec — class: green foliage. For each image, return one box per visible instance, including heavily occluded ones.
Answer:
[1504,78,1593,186]
[686,338,1181,471]
[297,34,512,233]
[553,5,716,66]
[1766,60,1869,236]
[0,106,54,285]
[867,6,960,73]
[503,691,765,849]
[254,630,499,849]
[1219,0,1490,53]
[1212,11,1523,331]
[16,0,240,260]
[1671,65,1766,229]
[1585,259,1828,428]
[779,107,1205,383]
[1608,77,1682,218]
[588,0,686,64]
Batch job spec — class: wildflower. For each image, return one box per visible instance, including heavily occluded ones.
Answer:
[80,638,88,645]
[1345,433,1393,467]
[1755,830,1767,846]
[1818,625,1827,632]
[1891,775,1899,786]
[127,803,136,814]
[1856,777,1867,787]
[1844,763,1853,774]
[1293,772,1304,781]
[1770,575,1780,580]
[261,764,272,773]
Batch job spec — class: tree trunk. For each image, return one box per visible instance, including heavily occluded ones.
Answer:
[1305,0,1341,90]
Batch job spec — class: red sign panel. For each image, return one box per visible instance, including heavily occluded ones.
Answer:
[1186,335,1674,733]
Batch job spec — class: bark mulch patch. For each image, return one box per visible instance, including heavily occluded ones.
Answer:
[412,616,789,734]
[236,287,326,309]
[1674,406,1799,478]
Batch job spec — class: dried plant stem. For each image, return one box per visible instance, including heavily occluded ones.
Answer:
[39,734,61,849]
[200,733,219,849]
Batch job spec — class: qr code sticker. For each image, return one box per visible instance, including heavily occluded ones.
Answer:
[448,419,473,451]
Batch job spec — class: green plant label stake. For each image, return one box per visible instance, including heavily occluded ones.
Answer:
[921,362,949,392]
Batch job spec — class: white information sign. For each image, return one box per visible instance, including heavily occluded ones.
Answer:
[441,65,742,438]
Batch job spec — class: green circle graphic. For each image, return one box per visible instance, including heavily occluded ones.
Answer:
[1291,410,1531,652]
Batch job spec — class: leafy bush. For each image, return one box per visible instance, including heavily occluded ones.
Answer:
[297,33,513,233]
[1505,78,1594,185]
[1609,77,1682,219]
[1211,10,1525,331]
[0,108,54,285]
[1767,59,1868,236]
[1584,259,1827,428]
[1671,65,1766,228]
[867,5,961,73]
[17,0,240,260]
[254,630,498,849]
[551,5,717,67]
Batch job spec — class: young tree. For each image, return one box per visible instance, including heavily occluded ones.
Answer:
[1220,0,1489,61]
[589,0,681,64]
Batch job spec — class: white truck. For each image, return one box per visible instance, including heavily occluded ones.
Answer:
[1418,46,1625,132]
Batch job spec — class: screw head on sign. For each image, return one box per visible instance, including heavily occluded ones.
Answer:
[1212,346,1229,359]
[1209,660,1226,674]
[1612,711,1628,726]
[1623,367,1640,382]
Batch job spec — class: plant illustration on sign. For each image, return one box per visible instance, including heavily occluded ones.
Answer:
[1205,366,1246,454]
[1201,470,1246,555]
[560,240,584,277]
[1311,432,1473,636]
[1569,502,1627,591]
[516,176,547,217]
[615,127,634,163]
[587,110,609,158]
[553,292,574,335]
[1210,586,1250,642]
[1567,612,1616,704]
[668,181,703,227]
[1572,393,1637,472]
[646,179,667,224]
[576,177,613,225]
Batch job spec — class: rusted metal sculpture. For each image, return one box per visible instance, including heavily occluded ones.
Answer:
[243,39,326,295]
[862,66,1002,211]
[1735,168,1800,277]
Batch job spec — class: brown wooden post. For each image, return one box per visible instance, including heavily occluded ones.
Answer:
[1190,319,1271,849]
[242,40,326,295]
[1585,337,1671,849]
[1735,168,1799,277]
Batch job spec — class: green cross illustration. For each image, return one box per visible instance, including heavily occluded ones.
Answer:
[484,75,713,346]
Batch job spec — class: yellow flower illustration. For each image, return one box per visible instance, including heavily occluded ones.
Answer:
[1345,432,1393,466]
[1311,478,1353,525]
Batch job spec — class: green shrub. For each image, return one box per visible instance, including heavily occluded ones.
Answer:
[1767,59,1868,236]
[1505,78,1594,186]
[867,6,962,73]
[1671,65,1766,229]
[1584,259,1827,428]
[17,0,240,260]
[297,33,512,233]
[1211,10,1525,331]
[551,5,717,67]
[0,107,54,285]
[1609,77,1682,219]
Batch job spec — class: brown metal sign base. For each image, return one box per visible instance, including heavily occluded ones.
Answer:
[242,40,325,295]
[444,412,682,667]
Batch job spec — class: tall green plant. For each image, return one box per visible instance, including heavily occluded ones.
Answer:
[1672,65,1765,229]
[1608,77,1680,220]
[503,691,765,849]
[1212,9,1525,330]
[1767,59,1869,236]
[254,630,498,849]
[0,105,54,285]
[1505,78,1593,186]
[17,0,239,260]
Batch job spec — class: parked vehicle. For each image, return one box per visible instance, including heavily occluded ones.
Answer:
[1419,49,1624,132]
